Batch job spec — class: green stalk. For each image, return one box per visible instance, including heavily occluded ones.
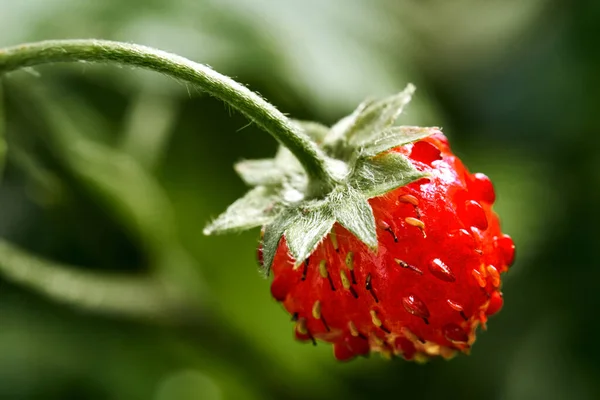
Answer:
[0,239,196,320]
[0,39,335,193]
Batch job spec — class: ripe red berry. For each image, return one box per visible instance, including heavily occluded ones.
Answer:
[267,132,514,361]
[204,85,514,362]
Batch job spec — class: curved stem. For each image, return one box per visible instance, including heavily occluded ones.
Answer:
[0,39,335,192]
[0,240,199,320]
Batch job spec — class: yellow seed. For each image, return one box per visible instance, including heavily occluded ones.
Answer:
[319,260,328,278]
[472,319,480,330]
[348,321,359,337]
[395,259,408,268]
[340,270,351,289]
[479,264,488,277]
[479,310,488,331]
[330,229,339,251]
[423,342,441,356]
[486,265,501,287]
[378,220,391,230]
[380,347,393,360]
[370,310,382,327]
[312,301,322,319]
[405,217,426,237]
[440,347,457,360]
[371,334,385,347]
[446,299,464,312]
[405,217,425,229]
[399,194,419,206]
[296,318,308,335]
[345,252,354,270]
[401,327,419,343]
[472,269,486,288]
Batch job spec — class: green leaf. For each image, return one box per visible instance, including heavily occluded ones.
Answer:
[323,99,374,147]
[203,186,281,235]
[292,120,330,143]
[234,142,309,188]
[348,84,416,145]
[12,81,206,303]
[8,145,64,204]
[13,86,178,251]
[330,187,377,249]
[234,159,283,186]
[360,126,439,157]
[260,201,336,273]
[350,152,429,199]
[284,201,336,267]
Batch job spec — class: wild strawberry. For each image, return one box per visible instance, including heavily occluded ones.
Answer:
[268,132,514,361]
[205,84,514,362]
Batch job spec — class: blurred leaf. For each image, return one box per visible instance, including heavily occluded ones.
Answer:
[119,91,178,170]
[224,0,414,110]
[397,0,547,72]
[1,0,423,113]
[6,145,64,206]
[10,82,209,304]
[503,317,594,400]
[0,79,7,181]
[16,85,177,252]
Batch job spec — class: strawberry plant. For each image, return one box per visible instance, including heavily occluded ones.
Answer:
[0,39,514,362]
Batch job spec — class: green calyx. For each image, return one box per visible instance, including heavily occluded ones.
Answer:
[203,84,438,274]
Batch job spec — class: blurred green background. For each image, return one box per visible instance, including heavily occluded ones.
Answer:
[0,0,598,399]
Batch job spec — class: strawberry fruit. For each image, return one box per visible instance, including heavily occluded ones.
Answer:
[205,84,514,362]
[269,132,514,361]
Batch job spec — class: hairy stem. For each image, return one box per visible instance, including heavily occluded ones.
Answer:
[0,39,335,192]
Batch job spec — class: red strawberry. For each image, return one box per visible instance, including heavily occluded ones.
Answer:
[205,84,514,362]
[267,132,515,361]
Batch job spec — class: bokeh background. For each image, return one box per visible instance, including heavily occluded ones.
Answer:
[0,0,598,399]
